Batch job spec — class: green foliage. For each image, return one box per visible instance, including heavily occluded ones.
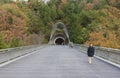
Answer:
[69,25,89,44]
[7,16,13,24]
[0,0,13,4]
[0,34,8,49]
[9,37,23,48]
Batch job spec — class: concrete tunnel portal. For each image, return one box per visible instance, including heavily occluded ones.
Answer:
[49,22,70,45]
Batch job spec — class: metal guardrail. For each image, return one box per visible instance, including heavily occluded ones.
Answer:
[0,44,48,64]
[74,44,120,65]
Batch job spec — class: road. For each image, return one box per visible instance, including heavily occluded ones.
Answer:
[0,45,120,78]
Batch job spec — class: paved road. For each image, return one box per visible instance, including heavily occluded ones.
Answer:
[0,45,120,78]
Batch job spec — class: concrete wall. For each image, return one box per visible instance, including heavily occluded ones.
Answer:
[74,44,120,65]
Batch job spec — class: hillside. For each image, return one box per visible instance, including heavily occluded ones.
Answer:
[0,0,120,49]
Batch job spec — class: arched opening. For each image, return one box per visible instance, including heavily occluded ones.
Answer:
[54,37,65,45]
[49,22,70,45]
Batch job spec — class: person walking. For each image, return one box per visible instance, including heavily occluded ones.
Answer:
[87,43,95,64]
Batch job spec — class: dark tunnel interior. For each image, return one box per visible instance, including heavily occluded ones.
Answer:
[55,38,65,45]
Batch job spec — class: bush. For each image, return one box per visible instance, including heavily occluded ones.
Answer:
[9,37,23,48]
[0,34,8,49]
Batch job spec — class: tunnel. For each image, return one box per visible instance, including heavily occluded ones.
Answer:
[54,37,65,45]
[49,22,70,45]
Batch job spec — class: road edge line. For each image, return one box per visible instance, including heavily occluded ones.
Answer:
[80,50,120,68]
[0,50,38,68]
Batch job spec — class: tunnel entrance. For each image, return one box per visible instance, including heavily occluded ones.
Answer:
[49,22,70,45]
[55,37,65,45]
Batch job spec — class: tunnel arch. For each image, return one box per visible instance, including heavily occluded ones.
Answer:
[49,22,70,45]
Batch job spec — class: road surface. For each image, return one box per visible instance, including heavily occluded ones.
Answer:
[0,45,120,78]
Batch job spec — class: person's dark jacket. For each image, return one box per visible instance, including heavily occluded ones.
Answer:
[87,46,94,57]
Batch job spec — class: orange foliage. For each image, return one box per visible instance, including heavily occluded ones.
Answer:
[85,31,119,48]
[108,7,120,18]
[93,0,99,5]
[85,7,120,49]
[110,0,116,4]
[85,3,94,10]
[0,4,27,42]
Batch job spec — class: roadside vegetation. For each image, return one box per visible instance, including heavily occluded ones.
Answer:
[0,0,120,49]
